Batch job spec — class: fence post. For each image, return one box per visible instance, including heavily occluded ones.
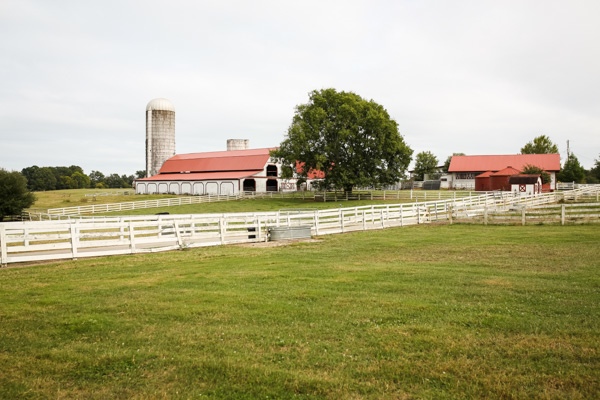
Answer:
[174,220,183,248]
[0,225,7,266]
[257,217,262,242]
[129,221,136,254]
[484,204,488,225]
[119,217,125,242]
[561,204,566,226]
[521,207,526,226]
[400,205,404,227]
[314,210,320,236]
[219,217,226,244]
[70,221,79,260]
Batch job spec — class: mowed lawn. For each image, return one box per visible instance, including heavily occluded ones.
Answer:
[0,224,598,399]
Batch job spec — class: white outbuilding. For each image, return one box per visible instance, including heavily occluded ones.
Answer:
[509,174,542,196]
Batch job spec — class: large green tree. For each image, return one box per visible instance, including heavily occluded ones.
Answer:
[588,155,600,183]
[557,153,586,183]
[271,88,413,193]
[520,135,559,154]
[0,169,36,221]
[413,151,439,181]
[521,164,551,184]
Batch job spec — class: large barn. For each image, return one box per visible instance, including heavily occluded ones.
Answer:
[448,154,561,191]
[135,145,302,195]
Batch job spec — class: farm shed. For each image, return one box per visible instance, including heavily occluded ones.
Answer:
[490,166,521,191]
[448,154,560,191]
[475,171,493,191]
[509,174,542,195]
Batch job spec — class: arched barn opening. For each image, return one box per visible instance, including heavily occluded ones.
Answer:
[243,179,256,191]
[266,179,278,192]
[266,165,278,177]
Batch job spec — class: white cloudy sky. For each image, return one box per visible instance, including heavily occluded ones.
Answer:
[1,0,599,175]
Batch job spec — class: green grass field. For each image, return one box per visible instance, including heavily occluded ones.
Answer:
[1,224,598,399]
[28,189,173,211]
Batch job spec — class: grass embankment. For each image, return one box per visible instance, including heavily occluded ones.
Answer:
[1,225,598,399]
[29,189,172,211]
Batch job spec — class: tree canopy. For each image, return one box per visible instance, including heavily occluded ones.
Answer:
[588,155,600,183]
[413,151,439,181]
[0,169,36,221]
[558,153,586,183]
[19,166,136,191]
[271,88,413,193]
[521,164,551,184]
[520,135,559,154]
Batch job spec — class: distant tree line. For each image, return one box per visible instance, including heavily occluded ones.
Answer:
[20,165,146,191]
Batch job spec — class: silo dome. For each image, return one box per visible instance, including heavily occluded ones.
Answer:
[146,98,175,112]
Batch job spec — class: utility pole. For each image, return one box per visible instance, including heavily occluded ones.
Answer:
[566,140,570,162]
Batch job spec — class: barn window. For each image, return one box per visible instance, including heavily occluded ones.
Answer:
[266,165,278,177]
[266,179,278,192]
[243,179,256,192]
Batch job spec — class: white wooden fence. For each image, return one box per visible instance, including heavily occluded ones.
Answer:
[458,203,600,225]
[2,187,599,266]
[28,190,486,220]
[30,193,243,219]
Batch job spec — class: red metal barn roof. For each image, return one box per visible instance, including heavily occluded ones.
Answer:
[158,148,277,174]
[138,171,263,181]
[448,154,560,173]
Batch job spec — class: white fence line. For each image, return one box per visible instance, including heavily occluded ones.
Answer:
[3,188,599,266]
[459,202,600,225]
[31,190,493,219]
[30,193,243,219]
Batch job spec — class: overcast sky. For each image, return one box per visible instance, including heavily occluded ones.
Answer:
[1,0,599,176]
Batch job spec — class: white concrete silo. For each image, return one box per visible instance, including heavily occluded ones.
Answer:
[146,98,176,177]
[227,139,249,151]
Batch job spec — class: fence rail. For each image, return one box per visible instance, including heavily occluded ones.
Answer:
[3,187,600,266]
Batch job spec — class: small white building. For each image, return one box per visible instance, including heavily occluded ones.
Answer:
[135,147,299,195]
[509,175,542,196]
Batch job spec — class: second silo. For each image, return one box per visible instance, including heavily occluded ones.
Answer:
[146,98,175,177]
[227,139,249,151]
